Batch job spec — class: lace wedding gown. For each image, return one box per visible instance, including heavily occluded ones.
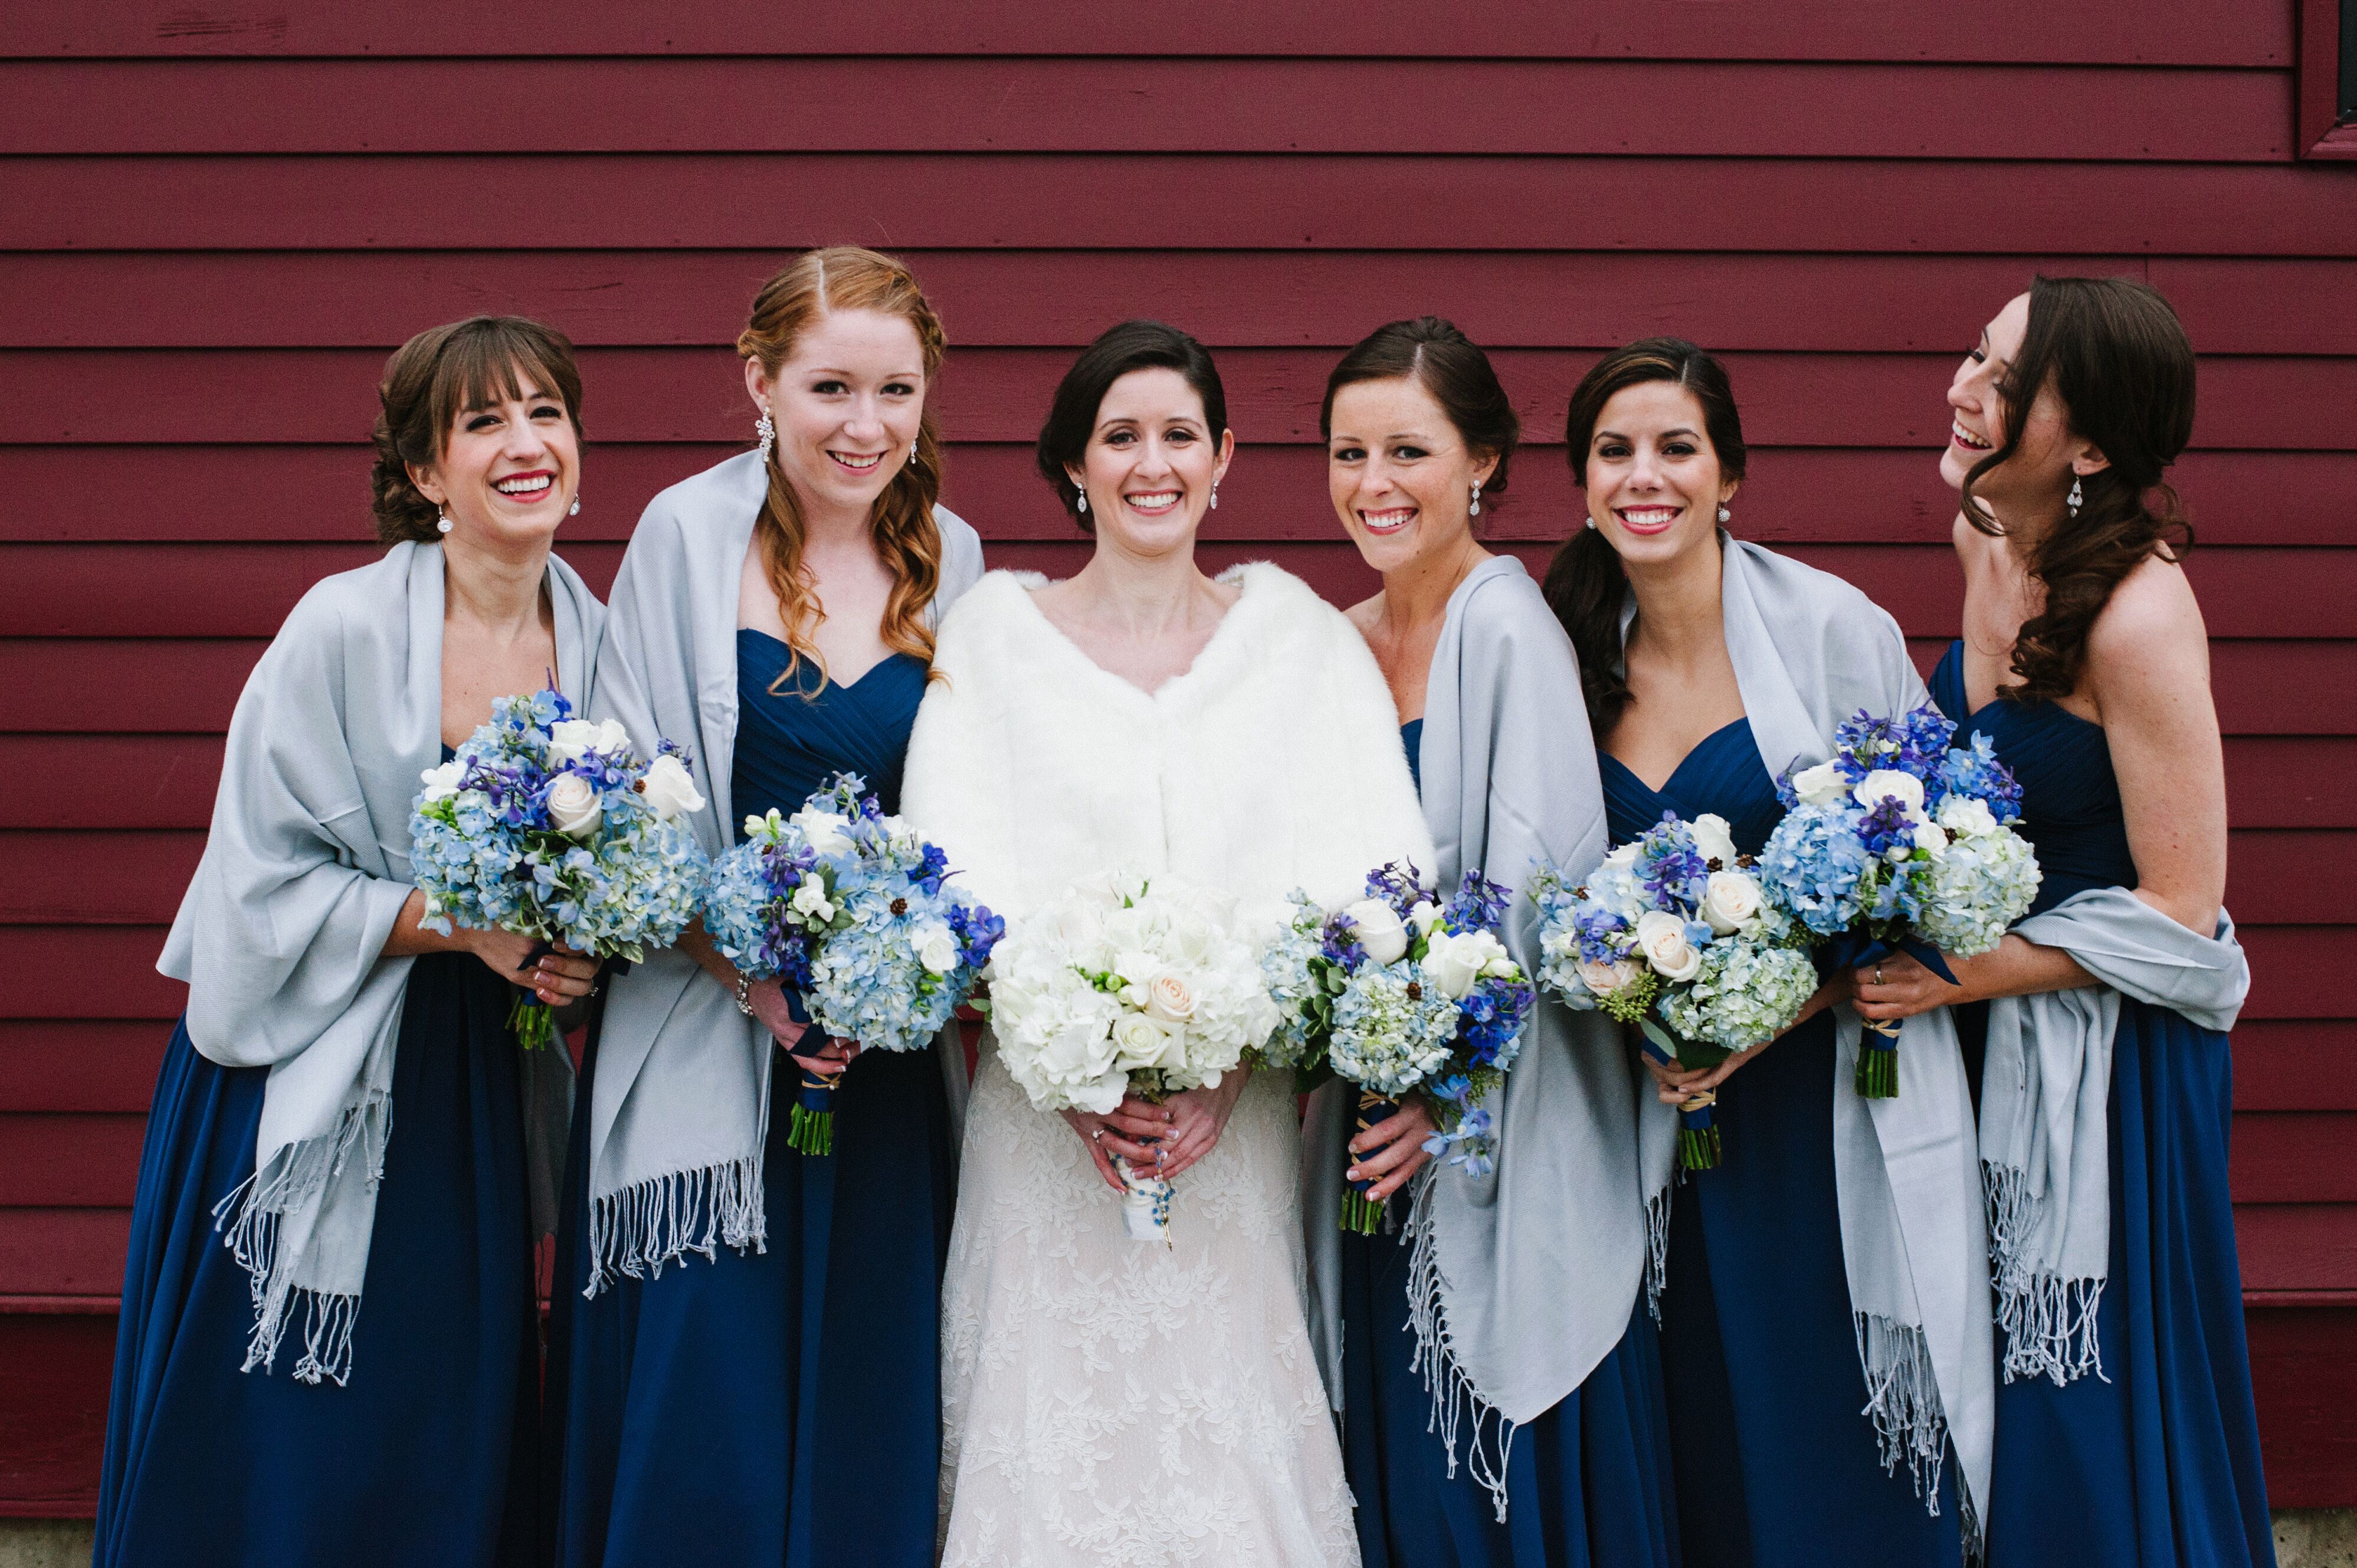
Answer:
[938,1051,1359,1566]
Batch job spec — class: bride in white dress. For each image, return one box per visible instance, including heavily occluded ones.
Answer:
[901,322,1432,1566]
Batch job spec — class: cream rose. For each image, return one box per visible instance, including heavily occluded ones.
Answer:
[1579,956,1643,996]
[1701,868,1763,936]
[1635,909,1703,983]
[545,772,602,838]
[636,752,705,821]
[1343,898,1410,965]
[1790,759,1852,807]
[1143,970,1198,1024]
[1854,767,1927,823]
[1690,812,1740,870]
[913,921,959,975]
[1937,794,1999,838]
[418,757,467,803]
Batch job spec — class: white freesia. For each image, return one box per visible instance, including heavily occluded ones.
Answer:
[1408,899,1441,936]
[1791,759,1852,806]
[1635,908,1703,983]
[418,757,466,803]
[791,807,855,857]
[913,921,959,975]
[1854,767,1927,823]
[1691,812,1740,869]
[1937,793,1999,838]
[637,752,705,820]
[1701,868,1764,936]
[545,773,602,838]
[1343,898,1410,965]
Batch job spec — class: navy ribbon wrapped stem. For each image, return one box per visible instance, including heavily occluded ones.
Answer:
[1820,930,1956,1099]
[1638,1019,1723,1171]
[781,988,839,1156]
[1341,1090,1399,1234]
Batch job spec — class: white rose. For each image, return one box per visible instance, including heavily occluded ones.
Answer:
[1913,822,1950,861]
[545,718,605,765]
[1579,956,1643,996]
[545,772,602,838]
[1143,970,1197,1024]
[1112,948,1159,989]
[1420,929,1485,999]
[1790,759,1852,807]
[1700,869,1763,936]
[1690,813,1740,869]
[418,757,466,803]
[1634,909,1703,983]
[1110,1011,1184,1072]
[1343,898,1410,965]
[1049,895,1104,955]
[1854,767,1927,824]
[913,921,959,975]
[1603,841,1641,870]
[1408,900,1441,936]
[635,753,705,820]
[791,806,855,857]
[1937,794,1999,838]
[1162,907,1213,965]
[789,878,837,923]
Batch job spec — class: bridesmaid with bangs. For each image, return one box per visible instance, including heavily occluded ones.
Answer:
[543,247,984,1567]
[1542,339,1993,1567]
[1310,316,1677,1568]
[1860,277,2272,1568]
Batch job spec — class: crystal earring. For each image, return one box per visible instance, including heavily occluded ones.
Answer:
[1717,504,1731,523]
[1210,486,1219,511]
[2067,475,2083,519]
[1470,481,1482,517]
[568,496,581,517]
[435,510,453,535]
[1074,483,1087,516]
[755,409,775,461]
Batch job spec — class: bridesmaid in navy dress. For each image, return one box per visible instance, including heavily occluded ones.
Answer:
[1323,318,1678,1567]
[1862,278,2274,1567]
[1542,340,1968,1566]
[95,317,602,1568]
[545,248,984,1567]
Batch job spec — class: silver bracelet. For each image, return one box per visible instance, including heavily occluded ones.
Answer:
[734,972,756,1016]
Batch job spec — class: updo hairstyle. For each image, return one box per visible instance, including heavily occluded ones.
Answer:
[370,315,584,546]
[1540,337,1749,733]
[1036,320,1228,536]
[1318,315,1520,512]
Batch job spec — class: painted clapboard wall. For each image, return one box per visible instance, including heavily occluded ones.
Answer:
[1,0,2352,1515]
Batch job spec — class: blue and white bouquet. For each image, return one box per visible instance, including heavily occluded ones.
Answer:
[1266,862,1535,1234]
[1755,703,2041,1098]
[704,772,1003,1156]
[1532,812,1818,1170]
[411,687,710,1050]
[986,868,1279,1242]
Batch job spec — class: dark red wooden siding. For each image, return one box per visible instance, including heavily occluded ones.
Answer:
[2,1,2352,1517]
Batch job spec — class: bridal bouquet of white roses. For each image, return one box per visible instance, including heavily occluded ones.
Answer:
[1755,704,2040,1098]
[1532,811,1817,1170]
[985,868,1279,1241]
[411,687,709,1049]
[703,773,1003,1155]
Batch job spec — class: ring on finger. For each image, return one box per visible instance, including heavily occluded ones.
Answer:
[1874,965,1885,986]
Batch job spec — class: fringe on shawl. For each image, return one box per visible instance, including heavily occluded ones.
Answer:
[1982,1159,2109,1387]
[1402,1171,1520,1524]
[210,1088,392,1386]
[582,1154,766,1298]
[1852,1311,1958,1524]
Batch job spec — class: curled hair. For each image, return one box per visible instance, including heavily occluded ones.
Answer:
[1319,315,1519,517]
[1959,275,2197,705]
[1540,337,1749,733]
[371,316,583,546]
[1036,320,1228,536]
[737,245,949,691]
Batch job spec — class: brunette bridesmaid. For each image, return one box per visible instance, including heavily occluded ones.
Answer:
[96,317,602,1567]
[1309,316,1678,1568]
[1864,276,2273,1568]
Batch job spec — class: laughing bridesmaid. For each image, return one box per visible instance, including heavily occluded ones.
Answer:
[1866,276,2273,1568]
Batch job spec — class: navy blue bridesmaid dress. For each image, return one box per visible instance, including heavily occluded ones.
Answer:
[1930,642,2274,1568]
[1336,719,1681,1568]
[543,634,955,1568]
[96,790,540,1568]
[1600,718,1963,1568]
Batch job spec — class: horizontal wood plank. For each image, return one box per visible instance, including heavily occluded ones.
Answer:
[2247,1305,2357,1508]
[0,59,2297,161]
[2231,1113,2357,1203]
[0,1209,127,1298]
[5,347,2351,452]
[0,3,2293,66]
[0,1022,168,1114]
[0,1311,114,1514]
[8,156,2354,255]
[8,251,2355,359]
[2237,1205,2357,1293]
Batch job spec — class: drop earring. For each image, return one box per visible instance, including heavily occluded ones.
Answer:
[755,409,775,461]
[2067,475,2084,519]
[1209,486,1219,511]
[1074,483,1088,516]
[435,510,453,535]
[1469,481,1482,517]
[568,496,581,517]
[1717,504,1731,524]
